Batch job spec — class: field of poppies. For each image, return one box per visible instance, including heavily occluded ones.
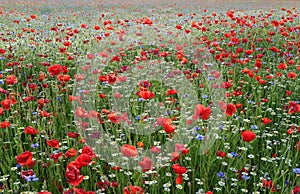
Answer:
[0,0,299,193]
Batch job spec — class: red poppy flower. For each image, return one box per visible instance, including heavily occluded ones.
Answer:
[137,90,155,99]
[262,179,274,189]
[48,64,61,76]
[121,144,138,158]
[75,154,92,168]
[82,146,97,159]
[235,103,243,109]
[175,174,183,184]
[286,90,292,96]
[67,132,80,138]
[97,180,111,192]
[244,49,253,55]
[66,161,81,171]
[24,126,38,135]
[292,186,300,194]
[5,75,18,85]
[241,130,256,142]
[57,74,71,82]
[16,151,33,166]
[225,103,236,116]
[81,23,87,28]
[261,117,272,125]
[171,151,180,162]
[39,107,50,116]
[172,164,187,174]
[46,139,60,148]
[63,41,71,47]
[65,166,84,187]
[278,63,287,69]
[108,112,130,124]
[99,75,108,82]
[166,89,177,96]
[50,152,63,163]
[1,99,11,110]
[150,146,160,154]
[1,121,10,129]
[0,48,6,54]
[65,148,78,158]
[99,93,106,98]
[138,157,153,172]
[287,128,294,135]
[288,101,300,114]
[123,185,144,194]
[216,150,227,158]
[94,25,100,30]
[172,144,190,162]
[172,164,187,184]
[75,107,88,118]
[192,104,211,120]
[287,72,297,79]
[163,122,176,134]
[107,73,117,84]
[221,81,233,89]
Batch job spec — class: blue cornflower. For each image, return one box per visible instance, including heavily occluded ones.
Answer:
[195,126,201,131]
[183,94,189,98]
[293,168,300,174]
[54,150,61,154]
[25,175,39,182]
[251,125,258,130]
[31,143,39,148]
[0,80,3,85]
[208,76,215,81]
[16,164,22,170]
[120,134,125,140]
[241,175,250,180]
[217,172,226,179]
[285,180,289,185]
[231,152,239,157]
[195,134,204,141]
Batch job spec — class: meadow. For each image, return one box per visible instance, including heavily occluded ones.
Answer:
[0,0,299,193]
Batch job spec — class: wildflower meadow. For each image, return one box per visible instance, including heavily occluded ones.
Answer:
[0,0,299,193]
